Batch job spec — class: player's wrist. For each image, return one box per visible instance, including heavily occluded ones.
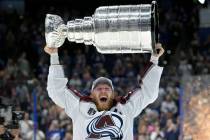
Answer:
[50,53,60,65]
[150,55,159,65]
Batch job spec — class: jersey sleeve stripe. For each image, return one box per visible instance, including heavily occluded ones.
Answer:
[114,62,155,104]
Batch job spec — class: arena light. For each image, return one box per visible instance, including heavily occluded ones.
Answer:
[198,0,205,4]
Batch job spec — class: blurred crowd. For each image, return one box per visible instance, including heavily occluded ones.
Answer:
[0,0,210,140]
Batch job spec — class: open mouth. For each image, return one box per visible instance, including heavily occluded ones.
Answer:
[100,96,108,102]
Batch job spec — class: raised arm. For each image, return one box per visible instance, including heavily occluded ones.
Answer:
[121,43,164,118]
[45,46,80,119]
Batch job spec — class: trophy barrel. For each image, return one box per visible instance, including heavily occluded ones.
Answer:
[93,4,153,53]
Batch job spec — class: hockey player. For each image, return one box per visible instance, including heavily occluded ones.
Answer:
[44,43,164,140]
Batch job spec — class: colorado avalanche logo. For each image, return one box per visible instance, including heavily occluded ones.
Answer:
[86,113,123,139]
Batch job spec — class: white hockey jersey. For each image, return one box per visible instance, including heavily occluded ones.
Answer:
[47,54,163,140]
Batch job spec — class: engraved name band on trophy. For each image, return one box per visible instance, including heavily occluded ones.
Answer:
[45,1,159,54]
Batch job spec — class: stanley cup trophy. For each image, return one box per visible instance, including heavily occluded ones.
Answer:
[45,1,159,54]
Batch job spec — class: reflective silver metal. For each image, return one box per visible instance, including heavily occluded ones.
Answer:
[45,1,158,53]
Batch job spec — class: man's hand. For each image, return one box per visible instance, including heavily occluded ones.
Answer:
[153,43,165,58]
[44,45,58,55]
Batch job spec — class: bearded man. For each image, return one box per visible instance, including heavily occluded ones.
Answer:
[44,43,164,140]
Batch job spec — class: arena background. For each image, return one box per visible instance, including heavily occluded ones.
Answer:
[0,0,210,139]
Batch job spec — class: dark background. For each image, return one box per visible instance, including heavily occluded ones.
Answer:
[0,0,210,139]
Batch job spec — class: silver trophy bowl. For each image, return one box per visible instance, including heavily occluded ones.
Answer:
[45,1,159,54]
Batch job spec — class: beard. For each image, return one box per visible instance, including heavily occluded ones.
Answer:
[94,98,114,111]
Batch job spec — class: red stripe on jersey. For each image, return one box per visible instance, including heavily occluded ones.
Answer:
[140,62,154,79]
